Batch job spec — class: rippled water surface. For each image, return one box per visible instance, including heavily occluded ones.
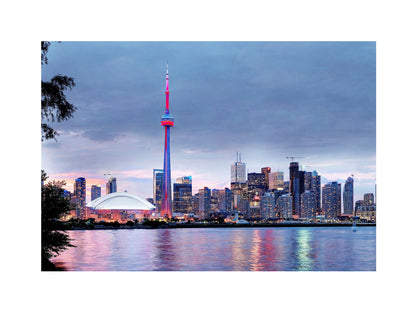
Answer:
[53,227,376,271]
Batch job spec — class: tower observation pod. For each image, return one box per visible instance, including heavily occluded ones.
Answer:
[160,63,174,218]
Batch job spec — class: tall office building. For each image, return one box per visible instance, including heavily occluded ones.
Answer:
[322,182,341,219]
[231,152,246,184]
[269,171,284,190]
[247,172,267,191]
[106,177,117,194]
[311,171,321,214]
[304,171,312,191]
[261,167,271,190]
[260,192,275,219]
[301,190,316,220]
[173,176,193,214]
[153,169,164,214]
[218,188,232,212]
[91,185,101,201]
[289,162,300,217]
[74,177,86,218]
[277,194,293,220]
[343,177,354,215]
[198,187,211,219]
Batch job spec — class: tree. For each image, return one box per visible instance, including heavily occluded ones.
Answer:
[41,41,77,141]
[41,170,74,270]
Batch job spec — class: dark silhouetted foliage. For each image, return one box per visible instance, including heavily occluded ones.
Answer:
[41,170,74,270]
[41,41,77,141]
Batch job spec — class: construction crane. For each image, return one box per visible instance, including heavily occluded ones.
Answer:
[104,173,113,180]
[286,156,304,162]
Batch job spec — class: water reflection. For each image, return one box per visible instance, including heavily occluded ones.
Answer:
[295,229,313,271]
[52,227,376,271]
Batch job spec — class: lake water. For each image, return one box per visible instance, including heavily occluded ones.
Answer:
[52,226,376,271]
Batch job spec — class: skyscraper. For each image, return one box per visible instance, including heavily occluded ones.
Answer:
[247,172,267,192]
[91,185,101,201]
[106,177,117,194]
[311,171,321,214]
[260,192,275,219]
[161,64,174,218]
[269,171,284,190]
[74,177,86,218]
[322,182,341,220]
[231,152,246,184]
[301,190,316,220]
[289,162,300,217]
[261,167,271,190]
[343,177,354,215]
[173,176,193,214]
[153,169,164,214]
[277,194,292,220]
[198,187,211,219]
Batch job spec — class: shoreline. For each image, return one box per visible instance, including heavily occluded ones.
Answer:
[66,222,376,230]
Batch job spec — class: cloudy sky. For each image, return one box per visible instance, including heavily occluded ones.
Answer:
[41,41,376,203]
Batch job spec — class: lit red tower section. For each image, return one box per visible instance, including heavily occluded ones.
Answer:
[160,64,174,218]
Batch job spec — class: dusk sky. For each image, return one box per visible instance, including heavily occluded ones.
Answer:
[41,41,376,204]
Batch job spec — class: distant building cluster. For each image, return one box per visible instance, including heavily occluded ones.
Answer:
[56,154,375,224]
[152,153,376,222]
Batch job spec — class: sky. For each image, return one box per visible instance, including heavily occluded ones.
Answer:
[41,41,376,204]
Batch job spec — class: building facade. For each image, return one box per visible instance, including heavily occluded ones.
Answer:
[260,192,275,219]
[300,190,316,220]
[173,176,193,214]
[311,171,321,214]
[74,177,86,218]
[198,187,211,219]
[91,185,101,201]
[106,177,117,194]
[343,177,354,215]
[322,182,341,219]
[153,169,164,214]
[277,194,293,220]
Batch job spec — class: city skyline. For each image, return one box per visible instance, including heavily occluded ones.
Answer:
[41,41,376,202]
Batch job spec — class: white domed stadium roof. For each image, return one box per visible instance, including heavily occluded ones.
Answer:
[86,192,155,211]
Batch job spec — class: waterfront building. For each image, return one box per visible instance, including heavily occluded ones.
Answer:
[85,192,155,222]
[300,190,316,220]
[289,162,300,217]
[343,177,354,215]
[74,177,86,218]
[268,171,284,190]
[277,194,292,220]
[322,182,341,220]
[198,187,211,219]
[260,192,275,219]
[355,205,376,222]
[106,177,117,194]
[173,176,193,214]
[160,64,175,218]
[231,152,246,184]
[248,192,261,219]
[91,185,101,201]
[261,167,271,190]
[311,171,321,214]
[153,169,164,214]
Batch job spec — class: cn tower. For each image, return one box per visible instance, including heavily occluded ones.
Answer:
[160,63,174,218]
